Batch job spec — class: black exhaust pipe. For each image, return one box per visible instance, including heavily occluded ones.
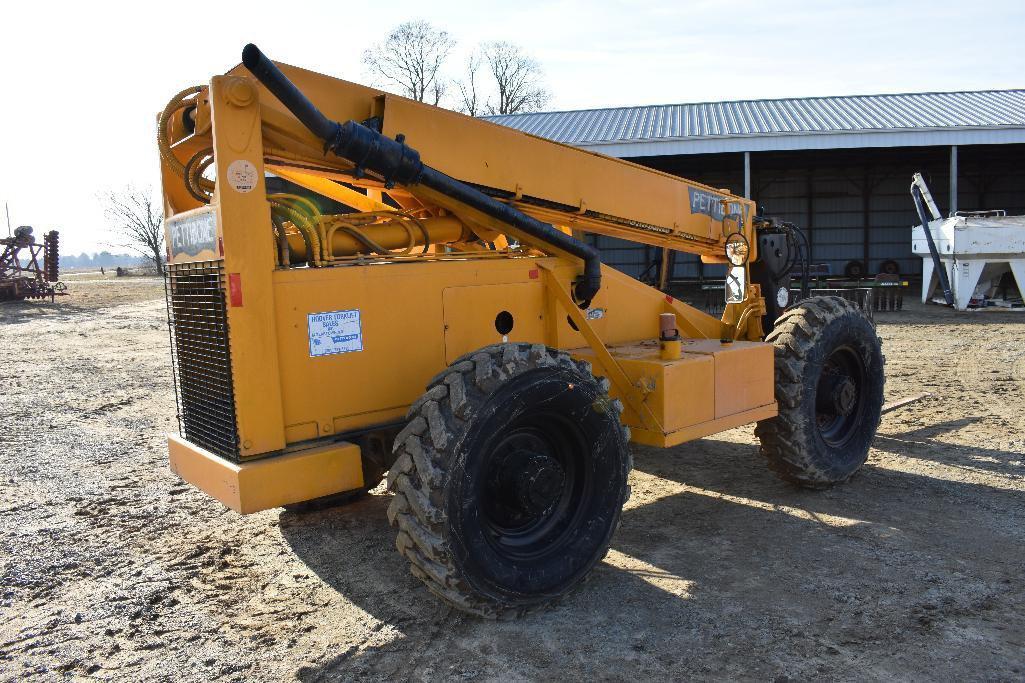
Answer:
[242,44,602,306]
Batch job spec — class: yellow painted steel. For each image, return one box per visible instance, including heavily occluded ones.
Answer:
[567,333,775,447]
[650,404,779,449]
[442,282,546,363]
[208,75,287,458]
[222,61,758,258]
[660,338,682,360]
[267,165,394,213]
[160,54,778,513]
[380,95,756,256]
[168,435,362,513]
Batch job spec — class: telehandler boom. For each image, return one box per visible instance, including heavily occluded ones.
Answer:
[160,45,885,616]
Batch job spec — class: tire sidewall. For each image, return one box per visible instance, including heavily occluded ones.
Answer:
[802,310,884,479]
[445,366,628,606]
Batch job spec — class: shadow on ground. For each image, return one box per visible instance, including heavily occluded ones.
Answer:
[874,416,1025,476]
[280,432,1025,681]
[0,299,93,324]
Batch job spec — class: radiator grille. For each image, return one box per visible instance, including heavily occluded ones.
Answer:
[165,260,239,459]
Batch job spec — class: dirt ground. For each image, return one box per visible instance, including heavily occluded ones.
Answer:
[1,277,1024,682]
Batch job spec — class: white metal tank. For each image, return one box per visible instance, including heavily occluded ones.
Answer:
[912,213,1025,310]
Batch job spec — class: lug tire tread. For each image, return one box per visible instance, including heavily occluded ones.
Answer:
[387,343,629,618]
[755,296,884,488]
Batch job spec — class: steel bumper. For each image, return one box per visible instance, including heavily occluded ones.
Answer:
[167,435,364,514]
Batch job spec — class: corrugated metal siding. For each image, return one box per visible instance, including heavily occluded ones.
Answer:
[754,168,924,276]
[486,90,1025,145]
[611,145,1025,281]
[485,89,1024,282]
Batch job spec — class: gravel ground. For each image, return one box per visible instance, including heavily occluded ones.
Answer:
[1,277,1023,682]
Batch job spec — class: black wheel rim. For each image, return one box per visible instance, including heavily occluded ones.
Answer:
[814,345,868,447]
[479,413,590,562]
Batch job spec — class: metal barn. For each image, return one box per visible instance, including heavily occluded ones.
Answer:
[488,90,1025,281]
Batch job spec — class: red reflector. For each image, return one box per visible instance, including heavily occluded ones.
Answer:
[528,269,539,280]
[665,294,674,303]
[218,237,225,257]
[228,273,243,307]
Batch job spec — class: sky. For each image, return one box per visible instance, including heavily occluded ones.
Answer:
[1,0,1023,254]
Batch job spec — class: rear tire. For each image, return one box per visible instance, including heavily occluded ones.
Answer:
[755,296,884,487]
[387,343,631,618]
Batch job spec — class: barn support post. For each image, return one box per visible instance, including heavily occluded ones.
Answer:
[950,145,958,215]
[743,152,751,199]
[806,169,814,265]
[862,170,871,271]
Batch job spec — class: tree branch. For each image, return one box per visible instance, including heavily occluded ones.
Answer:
[102,186,165,275]
[362,21,454,104]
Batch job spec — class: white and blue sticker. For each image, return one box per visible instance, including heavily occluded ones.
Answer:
[308,309,363,357]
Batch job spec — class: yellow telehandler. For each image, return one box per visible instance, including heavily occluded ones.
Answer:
[159,45,884,617]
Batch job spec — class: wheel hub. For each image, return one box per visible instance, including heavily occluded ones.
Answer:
[484,429,573,534]
[814,345,869,447]
[513,451,566,515]
[817,369,859,416]
[833,377,857,416]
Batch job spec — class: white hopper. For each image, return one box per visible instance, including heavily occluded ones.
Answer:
[912,213,1025,310]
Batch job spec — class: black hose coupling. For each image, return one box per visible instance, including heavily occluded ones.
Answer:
[326,122,424,188]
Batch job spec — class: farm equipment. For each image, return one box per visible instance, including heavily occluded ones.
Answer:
[159,45,885,617]
[912,173,1025,310]
[0,226,65,301]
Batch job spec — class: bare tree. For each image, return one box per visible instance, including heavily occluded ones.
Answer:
[104,187,165,275]
[363,21,454,105]
[481,41,550,115]
[454,50,484,116]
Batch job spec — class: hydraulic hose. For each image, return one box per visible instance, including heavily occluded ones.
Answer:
[241,43,602,306]
[269,196,323,265]
[184,147,215,203]
[158,87,216,198]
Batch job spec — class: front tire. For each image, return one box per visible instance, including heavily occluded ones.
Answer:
[755,296,884,487]
[387,343,631,618]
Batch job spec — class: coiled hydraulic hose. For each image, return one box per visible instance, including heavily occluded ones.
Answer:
[268,194,323,265]
[183,147,215,203]
[157,86,216,199]
[270,193,321,220]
